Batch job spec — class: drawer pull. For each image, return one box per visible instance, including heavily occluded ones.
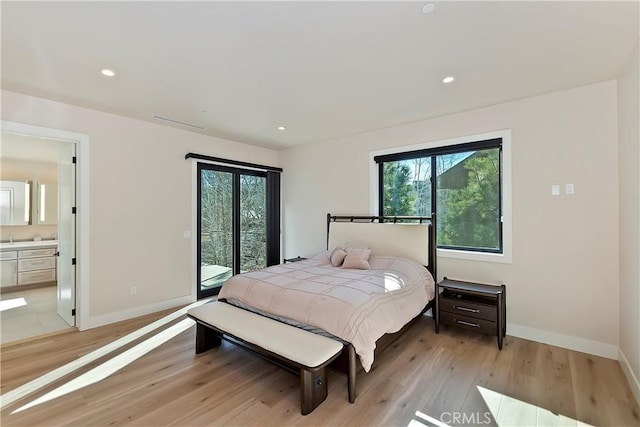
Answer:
[454,305,480,314]
[456,320,480,328]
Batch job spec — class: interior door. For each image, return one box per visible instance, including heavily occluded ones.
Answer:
[57,142,76,326]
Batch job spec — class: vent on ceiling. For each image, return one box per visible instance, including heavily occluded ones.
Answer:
[151,115,206,130]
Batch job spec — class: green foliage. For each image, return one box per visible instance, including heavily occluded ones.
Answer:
[437,150,500,249]
[381,149,500,251]
[383,162,416,216]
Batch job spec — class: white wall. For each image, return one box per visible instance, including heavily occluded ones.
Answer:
[281,81,620,358]
[1,90,280,327]
[617,41,640,403]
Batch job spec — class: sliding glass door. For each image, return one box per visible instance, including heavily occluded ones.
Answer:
[240,174,266,273]
[199,167,234,296]
[197,163,278,298]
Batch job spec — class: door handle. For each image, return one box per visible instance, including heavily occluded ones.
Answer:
[55,251,60,257]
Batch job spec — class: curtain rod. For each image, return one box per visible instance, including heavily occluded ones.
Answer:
[185,152,283,173]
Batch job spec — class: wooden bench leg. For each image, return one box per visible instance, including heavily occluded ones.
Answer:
[348,344,356,403]
[300,367,328,415]
[195,322,222,354]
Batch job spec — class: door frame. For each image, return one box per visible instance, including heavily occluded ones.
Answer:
[1,121,90,330]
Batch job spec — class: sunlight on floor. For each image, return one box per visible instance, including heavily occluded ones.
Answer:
[0,287,71,345]
[477,385,593,427]
[0,298,211,411]
[409,410,451,427]
[0,298,27,312]
[13,318,195,413]
[407,387,595,427]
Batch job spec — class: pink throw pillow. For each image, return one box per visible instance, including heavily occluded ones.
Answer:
[342,248,371,270]
[330,247,347,267]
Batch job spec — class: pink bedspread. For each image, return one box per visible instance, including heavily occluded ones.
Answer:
[218,252,435,372]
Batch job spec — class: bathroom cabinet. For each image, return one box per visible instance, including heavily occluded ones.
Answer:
[0,241,57,289]
[1,252,18,287]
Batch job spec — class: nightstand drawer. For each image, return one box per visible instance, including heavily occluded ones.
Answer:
[440,312,496,335]
[439,296,497,321]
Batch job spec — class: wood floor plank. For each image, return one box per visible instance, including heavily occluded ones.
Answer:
[569,350,640,426]
[1,308,638,426]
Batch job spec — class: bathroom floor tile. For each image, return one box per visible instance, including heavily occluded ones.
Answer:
[1,286,73,345]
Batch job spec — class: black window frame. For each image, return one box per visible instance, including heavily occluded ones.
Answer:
[375,138,503,254]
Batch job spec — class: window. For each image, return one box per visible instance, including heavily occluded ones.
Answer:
[375,135,508,257]
[197,162,280,298]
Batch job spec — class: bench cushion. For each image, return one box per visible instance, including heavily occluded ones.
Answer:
[188,302,343,368]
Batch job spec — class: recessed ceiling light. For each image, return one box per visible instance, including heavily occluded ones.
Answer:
[277,126,286,131]
[421,3,436,14]
[101,69,115,77]
[442,76,455,84]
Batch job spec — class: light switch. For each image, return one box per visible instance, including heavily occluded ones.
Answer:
[183,230,192,238]
[565,184,575,195]
[551,185,560,196]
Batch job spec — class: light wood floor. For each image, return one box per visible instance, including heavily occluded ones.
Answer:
[1,308,638,426]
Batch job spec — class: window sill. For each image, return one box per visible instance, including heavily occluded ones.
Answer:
[437,248,512,264]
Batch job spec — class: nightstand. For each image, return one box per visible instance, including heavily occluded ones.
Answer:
[284,256,307,263]
[435,277,506,349]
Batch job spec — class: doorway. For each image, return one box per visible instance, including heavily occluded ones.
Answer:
[0,121,88,343]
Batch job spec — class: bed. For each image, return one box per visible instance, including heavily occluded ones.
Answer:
[190,214,437,411]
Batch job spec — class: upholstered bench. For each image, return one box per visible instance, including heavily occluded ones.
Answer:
[187,301,344,415]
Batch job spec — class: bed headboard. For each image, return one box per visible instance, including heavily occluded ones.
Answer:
[327,214,436,277]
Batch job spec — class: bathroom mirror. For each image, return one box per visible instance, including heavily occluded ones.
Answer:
[0,180,32,226]
[36,181,58,225]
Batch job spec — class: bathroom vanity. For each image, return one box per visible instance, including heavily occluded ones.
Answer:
[1,240,57,289]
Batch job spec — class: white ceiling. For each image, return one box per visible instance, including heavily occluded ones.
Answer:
[1,1,638,150]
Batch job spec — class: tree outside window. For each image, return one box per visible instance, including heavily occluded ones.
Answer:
[379,141,501,253]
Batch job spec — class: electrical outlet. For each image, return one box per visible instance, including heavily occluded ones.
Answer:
[130,286,137,296]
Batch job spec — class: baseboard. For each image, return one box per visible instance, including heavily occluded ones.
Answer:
[619,347,640,405]
[81,295,195,330]
[507,323,618,360]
